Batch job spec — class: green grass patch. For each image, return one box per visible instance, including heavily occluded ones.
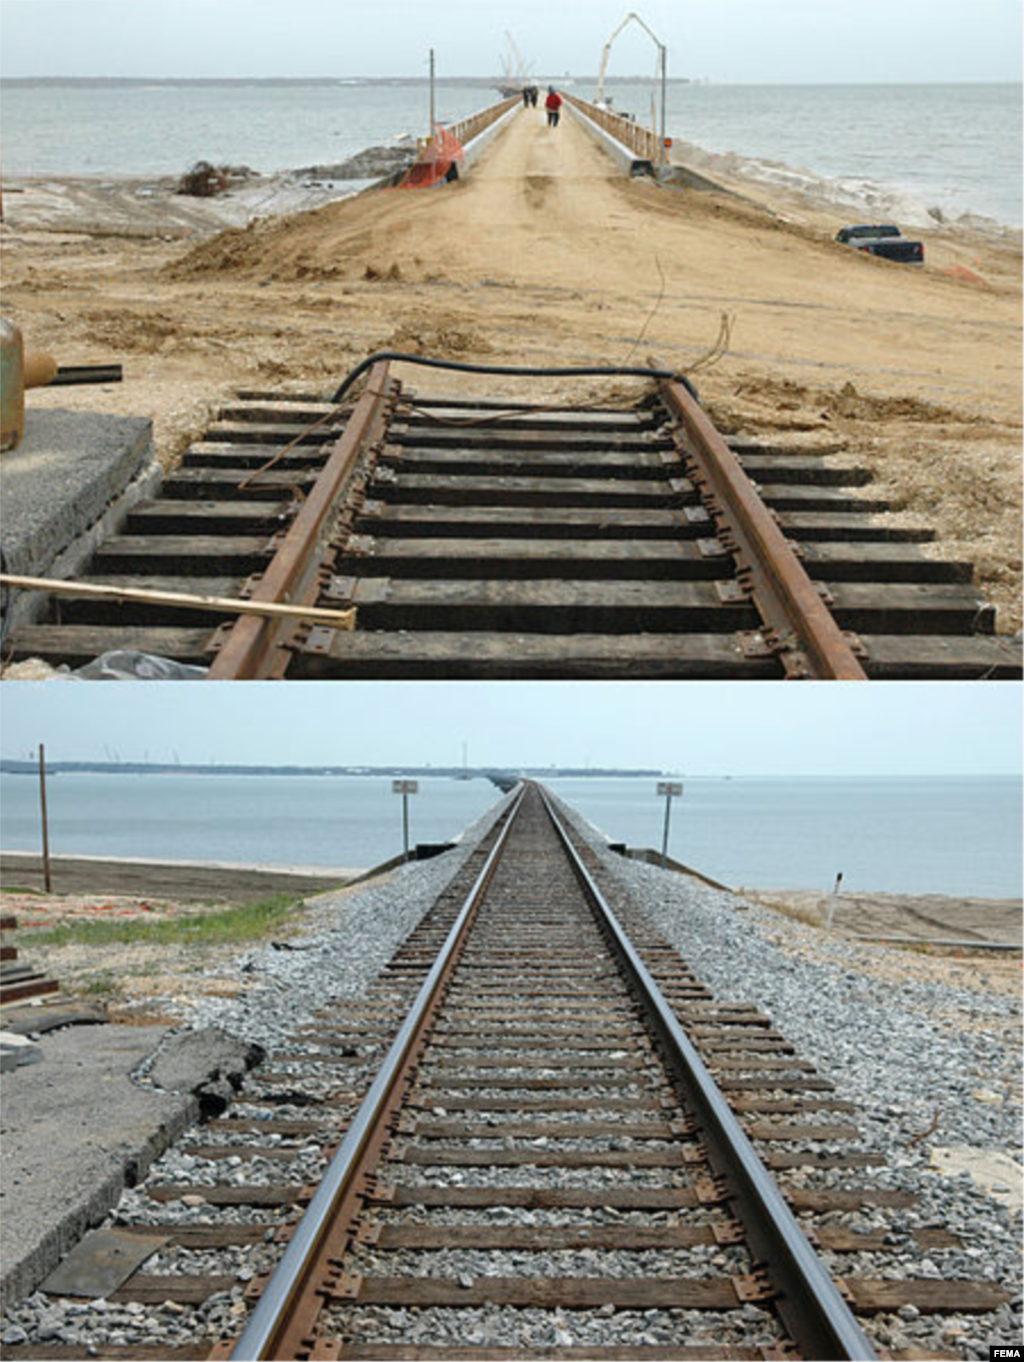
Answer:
[23,894,304,950]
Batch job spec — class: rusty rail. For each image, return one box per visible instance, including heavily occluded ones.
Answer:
[654,361,869,680]
[562,91,660,163]
[207,361,395,680]
[230,785,526,1360]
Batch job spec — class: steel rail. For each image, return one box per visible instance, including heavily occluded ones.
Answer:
[653,359,869,680]
[539,786,878,1362]
[208,360,394,680]
[229,783,526,1361]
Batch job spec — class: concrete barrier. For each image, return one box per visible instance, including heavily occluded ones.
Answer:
[565,101,655,178]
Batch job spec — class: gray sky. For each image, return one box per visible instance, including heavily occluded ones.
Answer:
[1,0,1020,82]
[0,682,1020,774]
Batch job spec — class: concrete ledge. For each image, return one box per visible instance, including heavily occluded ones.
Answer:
[0,1024,260,1309]
[1,408,159,628]
[566,103,655,177]
[567,102,743,198]
[612,844,733,893]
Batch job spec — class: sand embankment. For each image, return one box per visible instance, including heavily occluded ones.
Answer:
[2,106,1020,628]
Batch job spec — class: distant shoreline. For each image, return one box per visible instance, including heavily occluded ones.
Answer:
[0,75,696,89]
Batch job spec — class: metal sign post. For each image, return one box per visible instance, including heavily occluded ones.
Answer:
[656,780,683,868]
[392,779,419,862]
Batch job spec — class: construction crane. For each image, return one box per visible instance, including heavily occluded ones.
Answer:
[595,11,669,165]
[496,30,533,96]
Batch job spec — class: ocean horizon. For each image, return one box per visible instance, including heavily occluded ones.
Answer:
[1,772,1019,898]
[0,77,1019,227]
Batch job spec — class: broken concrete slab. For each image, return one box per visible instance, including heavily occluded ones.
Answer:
[144,1026,265,1117]
[0,406,160,628]
[0,1022,261,1310]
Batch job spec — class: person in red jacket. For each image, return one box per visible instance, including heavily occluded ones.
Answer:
[545,86,563,127]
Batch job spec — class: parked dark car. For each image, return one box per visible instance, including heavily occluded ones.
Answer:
[836,223,924,263]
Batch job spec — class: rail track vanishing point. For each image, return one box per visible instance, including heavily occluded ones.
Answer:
[8,785,1011,1361]
[3,358,1019,679]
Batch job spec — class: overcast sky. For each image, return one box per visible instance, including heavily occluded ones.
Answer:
[1,0,1020,83]
[0,682,1019,775]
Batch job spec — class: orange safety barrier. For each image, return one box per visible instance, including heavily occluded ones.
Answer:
[397,125,465,190]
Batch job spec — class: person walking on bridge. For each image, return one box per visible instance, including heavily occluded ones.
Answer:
[545,86,563,127]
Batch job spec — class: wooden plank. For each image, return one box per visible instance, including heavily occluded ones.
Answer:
[394,427,669,453]
[203,420,342,444]
[183,443,328,469]
[336,1348,763,1360]
[7,625,214,665]
[802,541,973,583]
[110,1274,235,1304]
[397,1148,692,1168]
[844,1278,1010,1314]
[757,485,890,512]
[374,1224,726,1250]
[90,535,273,564]
[336,540,728,582]
[738,454,872,486]
[357,503,690,537]
[862,633,1021,679]
[187,1144,301,1161]
[412,1120,679,1139]
[827,581,996,634]
[146,1183,303,1206]
[776,511,933,542]
[384,448,669,477]
[166,466,316,494]
[814,1228,959,1252]
[217,401,338,422]
[765,1151,884,1169]
[400,404,651,430]
[340,1275,741,1310]
[375,474,680,507]
[746,1122,860,1141]
[0,1348,208,1360]
[426,1052,645,1069]
[127,501,296,532]
[390,1185,701,1209]
[415,1095,662,1113]
[306,626,1023,686]
[117,1223,277,1248]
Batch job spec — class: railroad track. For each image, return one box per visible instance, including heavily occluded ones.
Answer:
[8,784,1008,1361]
[3,358,1019,680]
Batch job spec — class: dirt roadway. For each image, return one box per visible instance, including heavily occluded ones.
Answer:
[2,104,1021,628]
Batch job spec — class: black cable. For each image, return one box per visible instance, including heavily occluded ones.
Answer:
[330,351,699,405]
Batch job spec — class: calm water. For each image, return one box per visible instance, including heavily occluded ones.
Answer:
[0,773,501,872]
[1,773,1019,896]
[0,79,1019,226]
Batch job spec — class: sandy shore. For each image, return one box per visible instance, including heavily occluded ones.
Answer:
[0,851,356,903]
[738,886,1022,948]
[1,106,1020,629]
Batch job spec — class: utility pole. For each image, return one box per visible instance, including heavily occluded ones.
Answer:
[38,743,52,893]
[429,49,436,140]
